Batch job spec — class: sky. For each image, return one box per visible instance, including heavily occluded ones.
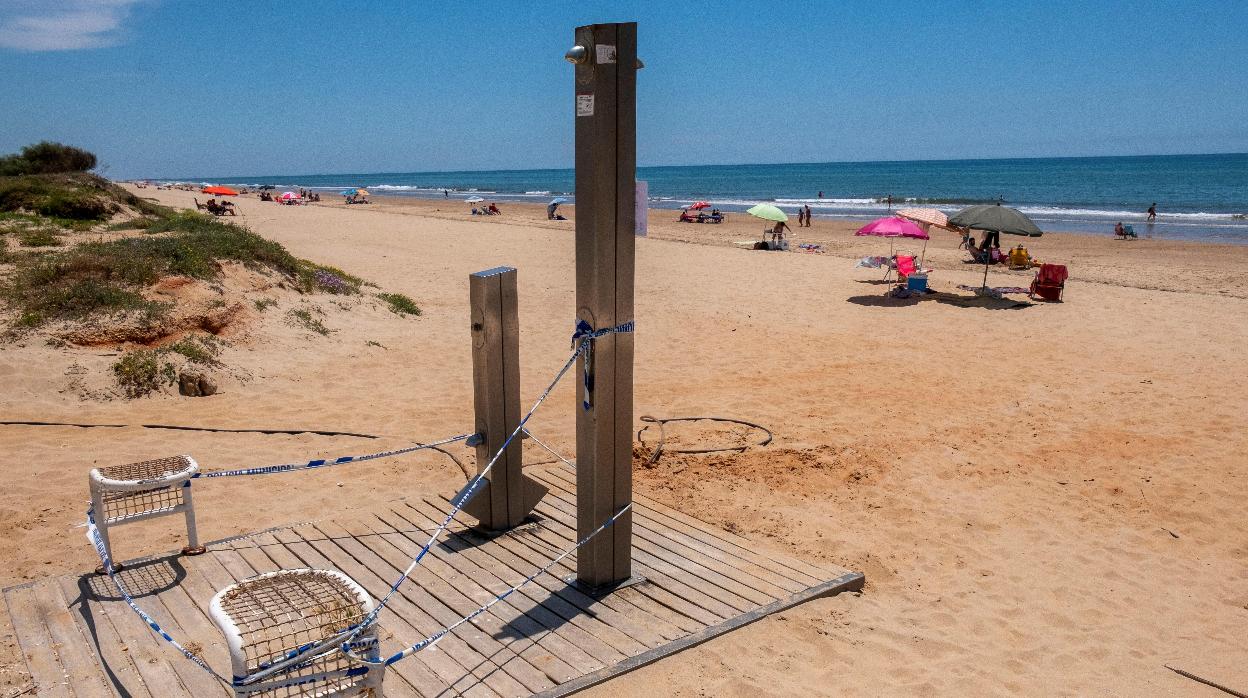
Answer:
[1,0,1246,180]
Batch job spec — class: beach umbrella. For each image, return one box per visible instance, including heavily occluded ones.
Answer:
[202,185,238,196]
[549,196,568,205]
[896,207,950,230]
[949,203,1043,291]
[855,216,929,239]
[689,201,711,210]
[355,189,369,197]
[746,203,788,222]
[856,216,930,259]
[465,196,485,204]
[339,189,358,196]
[279,191,299,201]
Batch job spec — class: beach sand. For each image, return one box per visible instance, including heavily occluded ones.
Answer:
[0,188,1245,695]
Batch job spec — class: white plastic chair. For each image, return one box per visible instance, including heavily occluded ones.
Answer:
[210,568,384,697]
[89,455,203,571]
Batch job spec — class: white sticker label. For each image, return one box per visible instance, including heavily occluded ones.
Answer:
[576,94,594,117]
[596,44,617,64]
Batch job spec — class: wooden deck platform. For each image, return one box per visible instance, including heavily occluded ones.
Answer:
[5,465,862,697]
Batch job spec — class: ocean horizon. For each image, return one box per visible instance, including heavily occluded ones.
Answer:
[162,152,1248,243]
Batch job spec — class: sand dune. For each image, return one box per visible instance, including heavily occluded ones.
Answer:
[0,188,1244,696]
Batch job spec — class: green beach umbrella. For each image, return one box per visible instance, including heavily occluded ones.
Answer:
[949,203,1043,292]
[746,203,788,222]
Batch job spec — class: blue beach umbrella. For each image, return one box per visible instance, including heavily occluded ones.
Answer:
[339,189,358,196]
[550,197,568,205]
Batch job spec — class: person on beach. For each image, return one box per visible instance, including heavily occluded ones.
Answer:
[770,220,792,248]
[818,191,823,198]
[803,204,812,227]
[1115,222,1125,237]
[796,207,805,227]
[1147,203,1157,221]
[444,189,449,198]
[547,202,558,219]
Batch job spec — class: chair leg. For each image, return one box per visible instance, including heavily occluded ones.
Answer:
[181,482,205,556]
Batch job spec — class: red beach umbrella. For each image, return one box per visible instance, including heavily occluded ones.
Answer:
[202,186,239,196]
[689,201,711,210]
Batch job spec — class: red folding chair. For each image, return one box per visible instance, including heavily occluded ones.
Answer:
[1030,263,1068,301]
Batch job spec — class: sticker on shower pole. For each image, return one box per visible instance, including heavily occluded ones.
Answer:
[576,93,594,117]
[596,45,617,64]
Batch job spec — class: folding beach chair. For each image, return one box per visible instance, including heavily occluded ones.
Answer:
[1030,263,1068,301]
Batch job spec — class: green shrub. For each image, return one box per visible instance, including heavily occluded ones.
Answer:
[112,350,173,398]
[0,142,96,176]
[18,229,61,247]
[164,335,222,366]
[377,292,421,316]
[288,308,330,335]
[0,174,113,221]
[253,298,277,311]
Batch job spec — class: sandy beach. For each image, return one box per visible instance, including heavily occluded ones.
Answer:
[1,188,1246,696]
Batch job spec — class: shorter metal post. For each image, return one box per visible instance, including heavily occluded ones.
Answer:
[463,267,546,530]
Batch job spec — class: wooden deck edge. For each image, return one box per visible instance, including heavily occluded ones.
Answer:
[530,570,865,698]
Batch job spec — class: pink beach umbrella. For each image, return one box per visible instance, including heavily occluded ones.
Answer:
[855,216,931,259]
[855,216,930,239]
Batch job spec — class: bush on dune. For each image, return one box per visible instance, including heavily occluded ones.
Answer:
[0,142,96,176]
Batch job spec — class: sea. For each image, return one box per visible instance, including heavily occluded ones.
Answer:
[181,153,1248,243]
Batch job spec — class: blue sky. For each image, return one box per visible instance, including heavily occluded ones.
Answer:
[1,0,1245,179]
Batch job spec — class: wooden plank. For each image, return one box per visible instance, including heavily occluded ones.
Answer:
[533,493,760,614]
[518,502,741,622]
[574,21,637,588]
[341,516,594,684]
[483,508,722,630]
[101,561,223,698]
[6,583,73,697]
[538,470,794,601]
[55,575,150,698]
[313,519,555,696]
[373,506,624,667]
[559,467,834,584]
[531,571,865,698]
[403,498,659,652]
[75,569,194,696]
[272,526,501,694]
[342,515,590,687]
[388,502,642,662]
[427,495,684,646]
[539,465,828,588]
[28,581,112,697]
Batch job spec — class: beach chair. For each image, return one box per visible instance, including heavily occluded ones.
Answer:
[1030,263,1068,301]
[884,255,922,285]
[89,455,203,571]
[210,569,384,696]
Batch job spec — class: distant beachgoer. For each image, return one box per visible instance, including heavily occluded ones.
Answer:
[547,202,558,219]
[795,208,804,227]
[818,191,823,198]
[444,189,449,198]
[803,204,812,227]
[1147,203,1157,221]
[488,203,501,215]
[1114,222,1125,237]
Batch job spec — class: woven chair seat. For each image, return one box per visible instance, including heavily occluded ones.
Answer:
[211,569,384,697]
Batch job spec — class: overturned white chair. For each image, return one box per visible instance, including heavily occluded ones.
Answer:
[210,568,385,697]
[89,455,204,571]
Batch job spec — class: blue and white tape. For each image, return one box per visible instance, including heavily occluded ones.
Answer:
[194,434,472,479]
[571,319,635,411]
